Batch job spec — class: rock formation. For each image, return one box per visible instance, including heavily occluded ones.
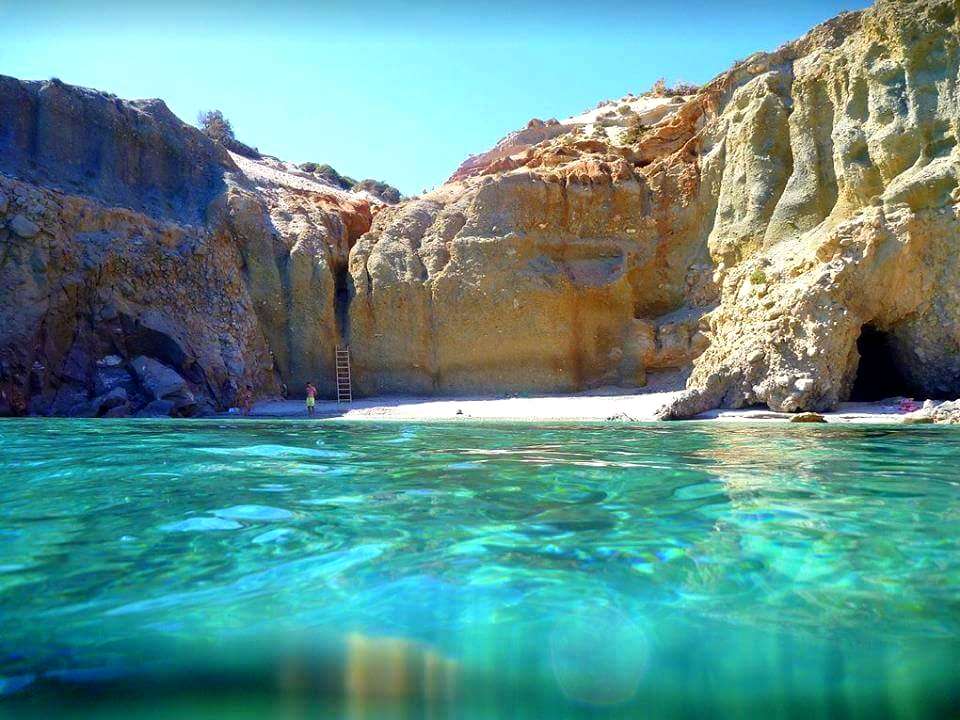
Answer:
[349,0,960,412]
[0,77,376,416]
[2,0,958,417]
[657,0,960,416]
[903,399,960,423]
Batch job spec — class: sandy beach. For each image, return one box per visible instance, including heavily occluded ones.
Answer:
[247,388,915,424]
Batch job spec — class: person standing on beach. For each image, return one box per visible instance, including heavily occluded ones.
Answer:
[240,385,254,416]
[305,382,317,416]
[234,385,253,415]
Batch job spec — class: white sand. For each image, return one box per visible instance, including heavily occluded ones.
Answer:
[251,390,679,422]
[247,391,915,424]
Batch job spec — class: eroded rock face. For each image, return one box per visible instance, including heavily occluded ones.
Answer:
[0,77,375,415]
[348,159,715,395]
[221,153,375,395]
[345,74,718,397]
[659,0,960,416]
[351,0,960,410]
[0,77,230,224]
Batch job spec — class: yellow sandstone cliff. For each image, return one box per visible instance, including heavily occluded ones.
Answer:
[349,0,960,415]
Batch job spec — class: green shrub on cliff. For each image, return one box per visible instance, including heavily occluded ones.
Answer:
[298,163,356,190]
[297,162,402,203]
[621,116,647,145]
[645,78,700,98]
[352,178,402,204]
[197,110,234,143]
[197,110,261,158]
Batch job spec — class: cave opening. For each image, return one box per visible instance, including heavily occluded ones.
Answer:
[850,324,911,402]
[332,259,352,345]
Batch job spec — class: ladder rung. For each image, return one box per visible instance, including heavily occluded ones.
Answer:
[335,345,352,404]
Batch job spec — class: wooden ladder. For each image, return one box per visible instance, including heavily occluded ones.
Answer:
[335,345,352,403]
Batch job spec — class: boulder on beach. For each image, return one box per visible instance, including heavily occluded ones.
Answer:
[130,356,195,414]
[790,412,827,424]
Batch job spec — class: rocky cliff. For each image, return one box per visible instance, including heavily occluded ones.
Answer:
[0,78,377,416]
[348,0,960,413]
[2,0,957,417]
[347,91,713,396]
[657,0,960,416]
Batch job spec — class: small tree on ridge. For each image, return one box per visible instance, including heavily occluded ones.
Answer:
[197,110,235,143]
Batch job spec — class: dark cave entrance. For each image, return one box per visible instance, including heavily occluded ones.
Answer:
[332,259,352,345]
[849,324,911,401]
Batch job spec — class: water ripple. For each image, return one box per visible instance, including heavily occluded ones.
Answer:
[0,419,958,712]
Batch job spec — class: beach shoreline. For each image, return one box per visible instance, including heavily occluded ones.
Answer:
[244,389,918,424]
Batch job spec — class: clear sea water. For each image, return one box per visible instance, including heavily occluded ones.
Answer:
[0,419,958,719]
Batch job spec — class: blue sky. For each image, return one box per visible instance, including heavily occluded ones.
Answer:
[2,1,867,194]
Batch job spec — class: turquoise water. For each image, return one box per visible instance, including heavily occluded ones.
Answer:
[0,419,958,719]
